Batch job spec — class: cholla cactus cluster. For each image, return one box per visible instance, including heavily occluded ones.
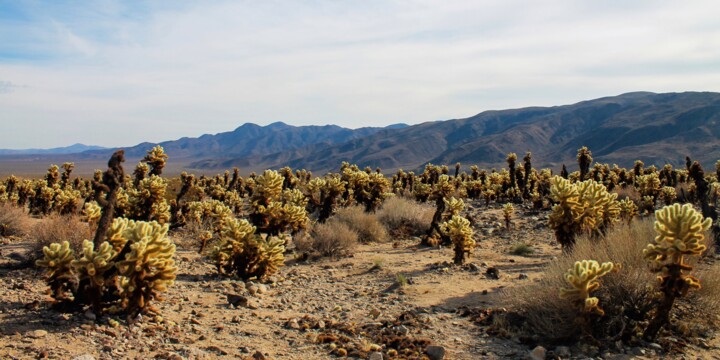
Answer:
[36,217,177,318]
[548,176,621,250]
[249,169,309,236]
[210,218,285,280]
[440,215,475,264]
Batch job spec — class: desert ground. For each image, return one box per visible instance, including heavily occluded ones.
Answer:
[2,201,720,360]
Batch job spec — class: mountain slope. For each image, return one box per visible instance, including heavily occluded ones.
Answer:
[75,121,405,161]
[195,92,720,173]
[0,143,106,155]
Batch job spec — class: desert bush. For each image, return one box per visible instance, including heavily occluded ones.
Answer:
[332,205,388,243]
[376,196,434,237]
[613,185,641,203]
[296,221,358,258]
[0,204,31,237]
[502,218,658,343]
[29,214,93,262]
[510,242,534,256]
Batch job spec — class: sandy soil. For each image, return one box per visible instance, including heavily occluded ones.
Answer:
[1,204,719,360]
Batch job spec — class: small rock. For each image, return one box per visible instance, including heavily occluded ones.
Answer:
[367,352,384,360]
[84,310,97,321]
[631,347,645,356]
[518,273,529,280]
[256,284,268,294]
[395,325,409,335]
[247,285,259,295]
[554,346,571,357]
[528,346,546,360]
[485,267,500,280]
[648,342,662,351]
[426,345,446,360]
[28,330,48,338]
[227,293,249,307]
[286,319,300,330]
[72,355,96,360]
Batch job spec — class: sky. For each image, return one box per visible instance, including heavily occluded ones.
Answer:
[1,1,720,149]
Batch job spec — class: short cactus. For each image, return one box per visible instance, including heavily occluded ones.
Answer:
[440,215,475,265]
[502,203,514,230]
[559,260,614,315]
[643,203,711,340]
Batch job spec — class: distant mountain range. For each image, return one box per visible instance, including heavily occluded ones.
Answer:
[2,91,719,176]
[190,91,720,173]
[0,143,105,155]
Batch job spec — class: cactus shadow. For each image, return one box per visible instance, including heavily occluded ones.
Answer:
[0,300,87,336]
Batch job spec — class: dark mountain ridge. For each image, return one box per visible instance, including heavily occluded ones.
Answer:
[192,92,720,173]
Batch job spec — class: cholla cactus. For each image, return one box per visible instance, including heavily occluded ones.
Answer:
[643,203,711,340]
[36,217,177,319]
[125,175,171,224]
[619,198,638,224]
[115,220,177,317]
[441,215,475,264]
[660,186,676,206]
[210,218,285,280]
[548,176,620,250]
[143,145,168,176]
[548,176,582,250]
[82,201,102,227]
[559,260,614,315]
[444,197,465,216]
[250,170,309,235]
[503,203,514,230]
[35,241,76,300]
[577,147,593,180]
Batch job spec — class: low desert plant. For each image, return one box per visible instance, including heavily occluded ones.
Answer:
[376,196,434,237]
[332,206,388,243]
[501,218,658,343]
[0,203,31,238]
[510,243,535,256]
[295,220,358,258]
[29,214,94,263]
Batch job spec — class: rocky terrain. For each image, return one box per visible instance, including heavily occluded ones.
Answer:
[2,203,720,360]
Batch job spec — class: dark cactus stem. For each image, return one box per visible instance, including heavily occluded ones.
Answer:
[685,156,692,171]
[92,150,125,247]
[577,147,593,181]
[561,164,569,179]
[454,163,460,178]
[689,162,720,245]
[424,196,451,246]
[643,263,684,340]
[523,152,532,198]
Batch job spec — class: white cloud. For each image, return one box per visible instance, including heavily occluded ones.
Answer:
[0,0,719,148]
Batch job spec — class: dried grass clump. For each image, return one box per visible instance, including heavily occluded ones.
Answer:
[693,263,720,315]
[0,204,31,237]
[333,206,388,243]
[613,185,641,203]
[502,218,657,343]
[376,196,434,238]
[295,221,358,258]
[29,215,93,263]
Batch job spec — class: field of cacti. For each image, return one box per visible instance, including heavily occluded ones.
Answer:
[2,146,720,359]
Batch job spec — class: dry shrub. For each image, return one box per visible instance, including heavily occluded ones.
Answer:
[376,196,433,238]
[29,215,93,263]
[174,218,215,251]
[691,262,720,315]
[332,206,388,243]
[0,204,31,237]
[613,185,641,203]
[296,221,358,258]
[502,218,658,343]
